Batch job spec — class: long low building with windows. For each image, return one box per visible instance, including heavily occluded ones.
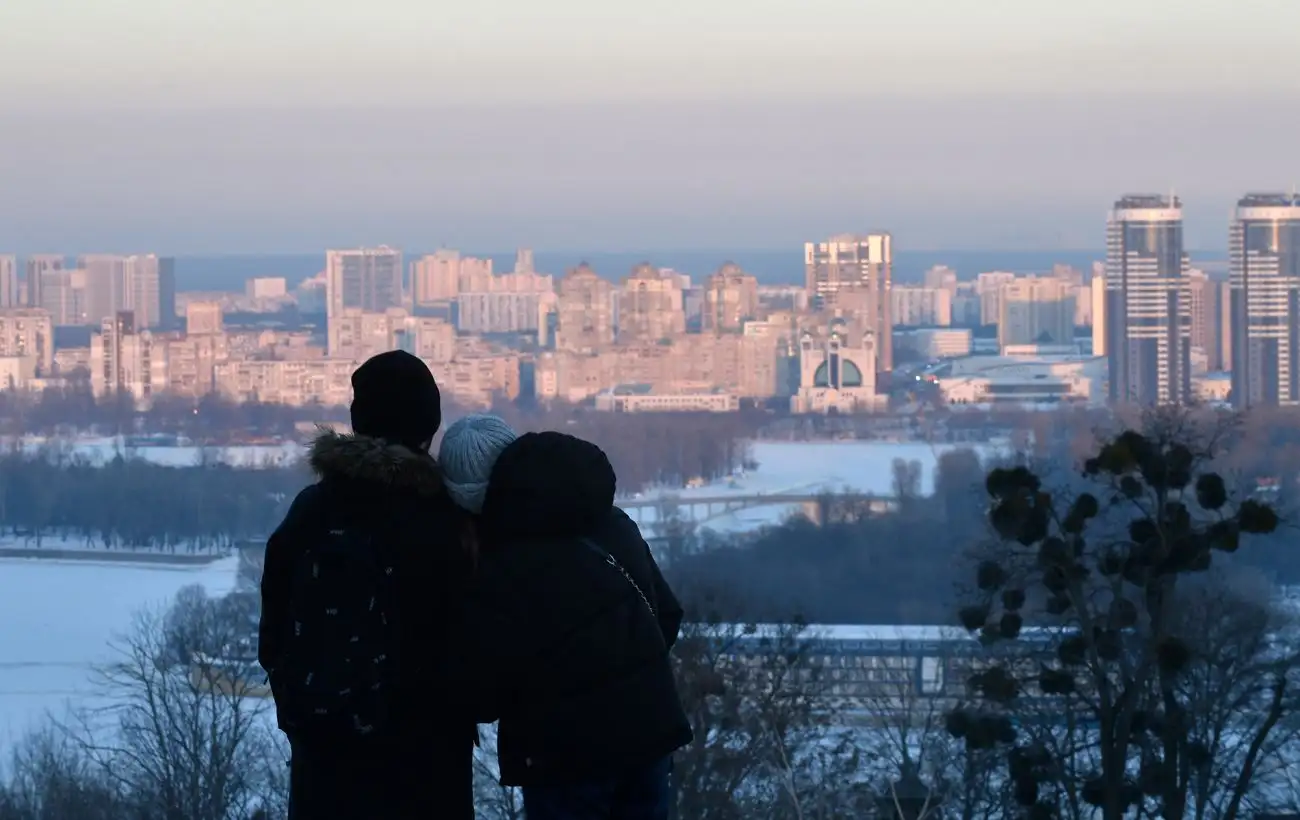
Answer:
[933,349,1107,408]
[695,623,1056,724]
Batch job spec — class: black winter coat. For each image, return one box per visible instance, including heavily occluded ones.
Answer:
[258,431,475,819]
[455,431,693,788]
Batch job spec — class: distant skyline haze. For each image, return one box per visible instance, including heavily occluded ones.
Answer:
[2,0,1298,252]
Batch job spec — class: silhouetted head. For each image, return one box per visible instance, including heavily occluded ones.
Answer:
[349,350,442,451]
[481,431,616,543]
[439,414,518,514]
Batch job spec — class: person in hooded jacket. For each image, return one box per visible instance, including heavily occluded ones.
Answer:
[257,350,476,819]
[441,428,692,820]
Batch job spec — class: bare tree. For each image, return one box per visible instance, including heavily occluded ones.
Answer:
[856,637,1003,820]
[670,613,872,819]
[470,725,524,820]
[0,726,127,820]
[949,420,1291,820]
[64,586,283,820]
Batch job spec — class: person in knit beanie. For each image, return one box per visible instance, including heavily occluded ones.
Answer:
[438,414,518,514]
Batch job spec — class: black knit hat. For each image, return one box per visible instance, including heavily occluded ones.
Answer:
[349,350,442,450]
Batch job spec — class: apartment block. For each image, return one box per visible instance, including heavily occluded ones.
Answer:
[0,308,54,376]
[617,264,686,343]
[891,285,952,327]
[89,311,165,400]
[555,264,615,353]
[214,359,356,406]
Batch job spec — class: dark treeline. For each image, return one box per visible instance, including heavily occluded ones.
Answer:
[1,382,763,491]
[668,408,1300,626]
[0,407,760,548]
[0,450,305,550]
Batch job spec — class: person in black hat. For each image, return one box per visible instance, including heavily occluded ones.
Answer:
[450,431,692,820]
[258,350,476,819]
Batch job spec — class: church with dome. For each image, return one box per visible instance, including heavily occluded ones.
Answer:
[790,326,888,413]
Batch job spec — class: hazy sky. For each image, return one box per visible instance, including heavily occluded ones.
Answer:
[2,0,1299,252]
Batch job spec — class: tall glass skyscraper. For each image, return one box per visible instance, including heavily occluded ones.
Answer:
[1229,193,1300,408]
[1105,195,1191,406]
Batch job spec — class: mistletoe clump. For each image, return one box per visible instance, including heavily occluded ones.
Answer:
[946,428,1280,820]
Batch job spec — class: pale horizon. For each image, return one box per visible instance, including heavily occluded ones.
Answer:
[2,0,1298,252]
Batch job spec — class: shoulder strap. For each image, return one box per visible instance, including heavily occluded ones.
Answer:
[580,538,656,619]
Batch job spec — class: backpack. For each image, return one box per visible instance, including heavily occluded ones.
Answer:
[272,525,400,738]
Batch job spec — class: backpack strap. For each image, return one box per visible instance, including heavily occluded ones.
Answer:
[580,538,656,618]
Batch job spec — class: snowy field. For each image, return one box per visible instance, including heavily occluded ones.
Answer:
[0,435,1007,752]
[625,439,1008,534]
[0,556,240,753]
[10,435,302,468]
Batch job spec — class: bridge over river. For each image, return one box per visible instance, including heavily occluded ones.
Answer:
[617,491,899,530]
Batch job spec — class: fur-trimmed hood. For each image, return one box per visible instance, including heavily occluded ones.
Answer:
[307,430,445,497]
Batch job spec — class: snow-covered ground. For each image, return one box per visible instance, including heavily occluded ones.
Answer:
[625,439,1007,534]
[11,435,302,468]
[0,436,1006,753]
[0,556,240,752]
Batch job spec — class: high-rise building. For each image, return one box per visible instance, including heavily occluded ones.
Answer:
[1090,275,1107,356]
[975,272,1018,326]
[804,234,893,370]
[456,270,554,334]
[554,264,615,354]
[90,311,164,399]
[1229,193,1300,407]
[158,256,177,331]
[997,277,1075,348]
[40,268,89,326]
[701,263,759,333]
[616,264,686,343]
[1105,195,1191,405]
[77,254,167,328]
[1186,269,1221,370]
[0,309,54,375]
[411,250,462,305]
[891,286,952,327]
[325,247,404,352]
[0,256,17,308]
[1217,280,1233,374]
[24,255,63,309]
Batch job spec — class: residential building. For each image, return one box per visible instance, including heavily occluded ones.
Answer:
[997,277,1075,348]
[77,254,169,328]
[325,247,404,351]
[701,263,759,333]
[804,234,892,369]
[0,256,16,308]
[1105,194,1191,405]
[891,285,952,327]
[214,359,356,406]
[617,264,686,343]
[554,264,615,354]
[1229,192,1300,407]
[1090,275,1106,357]
[1186,270,1222,370]
[456,270,554,334]
[0,308,54,375]
[975,272,1017,326]
[411,250,462,304]
[24,255,64,309]
[90,311,165,400]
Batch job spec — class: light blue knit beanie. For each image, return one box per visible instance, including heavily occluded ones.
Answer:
[439,414,519,513]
